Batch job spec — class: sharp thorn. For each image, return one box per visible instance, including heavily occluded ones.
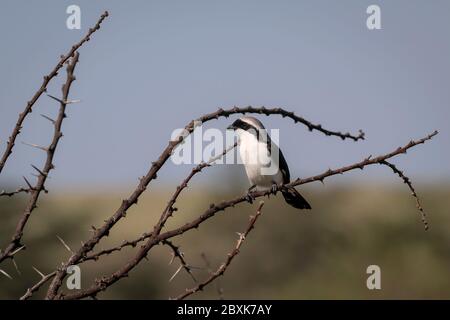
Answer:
[56,235,72,253]
[23,176,34,189]
[40,114,56,124]
[169,265,183,282]
[32,266,45,279]
[0,268,12,280]
[31,165,46,176]
[10,245,26,256]
[12,259,21,275]
[21,141,48,151]
[46,94,65,104]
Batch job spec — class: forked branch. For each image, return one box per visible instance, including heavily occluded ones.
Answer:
[46,130,436,300]
[0,11,108,176]
[45,106,364,299]
[0,52,80,265]
[174,201,265,300]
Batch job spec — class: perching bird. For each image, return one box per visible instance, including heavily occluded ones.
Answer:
[227,116,311,210]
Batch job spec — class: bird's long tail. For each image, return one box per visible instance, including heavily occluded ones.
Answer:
[282,187,311,210]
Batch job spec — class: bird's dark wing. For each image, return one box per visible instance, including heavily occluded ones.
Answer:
[278,147,291,184]
[264,133,290,184]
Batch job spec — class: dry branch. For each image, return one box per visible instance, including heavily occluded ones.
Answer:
[0,53,80,265]
[164,240,197,283]
[45,106,364,299]
[380,160,429,230]
[0,187,31,198]
[1,9,437,301]
[49,130,436,300]
[0,11,108,176]
[79,143,239,264]
[174,201,265,300]
[20,271,56,300]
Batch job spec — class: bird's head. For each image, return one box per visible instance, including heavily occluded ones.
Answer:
[227,116,266,132]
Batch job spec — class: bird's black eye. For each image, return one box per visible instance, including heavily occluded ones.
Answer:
[233,120,247,130]
[227,119,244,130]
[232,120,242,128]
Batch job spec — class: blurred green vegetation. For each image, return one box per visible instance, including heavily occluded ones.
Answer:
[1,183,449,299]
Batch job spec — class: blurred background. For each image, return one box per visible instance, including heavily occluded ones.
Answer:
[1,0,449,299]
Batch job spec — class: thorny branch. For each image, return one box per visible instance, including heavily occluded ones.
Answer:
[174,201,265,300]
[20,142,237,297]
[0,187,31,198]
[81,143,239,261]
[0,52,80,265]
[45,106,365,299]
[1,12,437,301]
[164,240,197,283]
[380,160,429,230]
[47,128,436,300]
[0,11,108,176]
[20,271,56,300]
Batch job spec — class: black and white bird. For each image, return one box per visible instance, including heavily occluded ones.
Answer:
[227,116,311,210]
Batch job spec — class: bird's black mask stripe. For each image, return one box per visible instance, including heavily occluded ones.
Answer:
[231,119,267,142]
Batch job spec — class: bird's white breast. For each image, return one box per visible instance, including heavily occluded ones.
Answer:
[237,129,283,190]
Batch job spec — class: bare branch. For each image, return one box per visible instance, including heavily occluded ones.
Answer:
[380,160,429,230]
[20,271,56,300]
[0,52,80,265]
[0,11,109,175]
[48,105,363,299]
[174,201,265,300]
[51,129,436,300]
[163,240,197,283]
[82,232,152,262]
[153,131,438,246]
[0,187,31,197]
[79,143,238,263]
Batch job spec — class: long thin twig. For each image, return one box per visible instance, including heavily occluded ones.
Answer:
[174,201,265,300]
[0,53,80,265]
[81,143,238,262]
[45,107,362,299]
[82,232,152,262]
[55,131,436,300]
[153,131,438,245]
[0,187,31,197]
[20,271,56,300]
[380,160,429,230]
[0,11,108,176]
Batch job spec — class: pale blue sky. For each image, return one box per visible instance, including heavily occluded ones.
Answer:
[0,1,449,189]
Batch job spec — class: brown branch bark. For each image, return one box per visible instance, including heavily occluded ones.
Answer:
[0,53,80,265]
[54,130,437,300]
[46,107,362,299]
[0,11,108,176]
[380,160,429,230]
[0,187,31,197]
[174,201,265,300]
[20,271,56,300]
